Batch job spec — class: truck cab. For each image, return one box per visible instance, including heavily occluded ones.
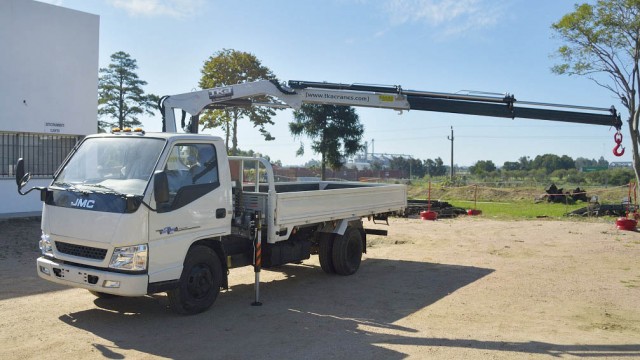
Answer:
[33,129,232,310]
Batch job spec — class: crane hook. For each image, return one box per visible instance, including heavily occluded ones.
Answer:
[613,131,625,157]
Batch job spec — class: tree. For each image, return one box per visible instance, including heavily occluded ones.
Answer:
[388,156,426,178]
[518,156,531,170]
[503,161,522,171]
[575,156,598,169]
[98,51,158,130]
[609,167,635,185]
[290,104,364,180]
[597,156,610,167]
[552,1,640,184]
[470,160,497,175]
[199,49,277,155]
[425,157,447,176]
[530,154,575,174]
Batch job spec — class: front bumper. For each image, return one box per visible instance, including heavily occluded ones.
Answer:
[36,257,148,296]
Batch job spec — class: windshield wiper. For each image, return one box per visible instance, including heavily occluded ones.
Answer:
[51,181,79,191]
[78,183,121,195]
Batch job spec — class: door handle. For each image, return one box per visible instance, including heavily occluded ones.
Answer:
[216,208,226,219]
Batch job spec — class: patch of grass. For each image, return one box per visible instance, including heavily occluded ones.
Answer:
[620,280,639,288]
[408,183,628,220]
[447,200,588,220]
[409,183,630,204]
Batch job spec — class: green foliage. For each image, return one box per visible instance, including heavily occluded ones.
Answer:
[609,167,635,185]
[551,168,568,180]
[552,0,640,184]
[199,49,278,154]
[503,161,521,171]
[233,148,281,166]
[386,156,445,178]
[470,160,497,175]
[565,169,586,184]
[439,176,466,187]
[98,51,158,130]
[425,157,447,177]
[448,201,585,220]
[531,154,575,174]
[552,1,640,82]
[518,156,531,170]
[290,104,364,180]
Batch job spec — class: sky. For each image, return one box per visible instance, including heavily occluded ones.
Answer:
[38,0,631,167]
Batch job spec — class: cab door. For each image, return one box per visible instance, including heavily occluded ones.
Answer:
[147,141,231,283]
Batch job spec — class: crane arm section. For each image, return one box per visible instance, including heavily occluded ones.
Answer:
[159,79,622,133]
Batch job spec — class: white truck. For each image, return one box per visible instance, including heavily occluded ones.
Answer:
[16,79,622,314]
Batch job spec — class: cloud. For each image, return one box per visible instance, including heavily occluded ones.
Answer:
[106,0,204,18]
[383,0,506,37]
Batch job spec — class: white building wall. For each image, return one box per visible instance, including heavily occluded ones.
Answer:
[0,0,99,216]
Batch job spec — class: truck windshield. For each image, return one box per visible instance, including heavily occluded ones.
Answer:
[53,137,165,196]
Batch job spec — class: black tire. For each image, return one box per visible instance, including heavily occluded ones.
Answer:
[318,233,336,274]
[168,245,222,315]
[332,227,363,276]
[88,290,120,299]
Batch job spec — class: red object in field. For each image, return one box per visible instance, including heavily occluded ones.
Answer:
[466,184,482,216]
[616,217,637,231]
[420,210,437,221]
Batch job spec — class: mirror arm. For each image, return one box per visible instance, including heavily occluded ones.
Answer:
[18,186,46,196]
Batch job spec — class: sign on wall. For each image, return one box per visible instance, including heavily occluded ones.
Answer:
[44,122,66,134]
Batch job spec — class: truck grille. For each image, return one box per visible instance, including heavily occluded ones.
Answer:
[55,241,108,260]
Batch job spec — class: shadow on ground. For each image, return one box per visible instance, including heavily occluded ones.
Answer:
[57,257,490,359]
[57,258,640,358]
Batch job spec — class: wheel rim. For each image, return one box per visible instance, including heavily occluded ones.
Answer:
[186,264,213,300]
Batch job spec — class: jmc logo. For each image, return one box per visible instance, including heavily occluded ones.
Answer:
[70,198,95,209]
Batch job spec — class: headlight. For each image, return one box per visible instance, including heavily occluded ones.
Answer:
[109,244,148,271]
[39,233,53,256]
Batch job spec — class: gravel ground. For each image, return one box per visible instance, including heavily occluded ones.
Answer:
[0,216,639,359]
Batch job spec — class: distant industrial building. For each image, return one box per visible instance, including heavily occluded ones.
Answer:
[609,162,633,168]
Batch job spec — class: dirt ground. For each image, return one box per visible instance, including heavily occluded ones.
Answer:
[0,216,639,360]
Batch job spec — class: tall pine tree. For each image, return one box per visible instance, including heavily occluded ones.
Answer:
[98,51,158,130]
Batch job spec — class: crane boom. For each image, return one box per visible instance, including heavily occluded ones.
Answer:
[158,79,622,133]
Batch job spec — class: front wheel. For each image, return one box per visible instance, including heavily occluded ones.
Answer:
[168,245,222,315]
[332,227,363,276]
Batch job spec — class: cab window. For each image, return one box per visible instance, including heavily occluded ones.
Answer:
[161,143,219,210]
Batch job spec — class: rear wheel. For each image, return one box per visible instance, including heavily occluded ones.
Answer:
[168,245,222,315]
[318,233,335,274]
[332,227,363,276]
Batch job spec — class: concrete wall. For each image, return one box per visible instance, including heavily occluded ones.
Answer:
[0,0,99,216]
[0,179,48,217]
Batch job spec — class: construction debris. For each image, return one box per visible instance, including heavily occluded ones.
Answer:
[567,203,638,217]
[404,199,467,218]
[539,184,589,204]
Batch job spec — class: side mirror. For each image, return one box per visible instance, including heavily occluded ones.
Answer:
[15,158,32,193]
[153,170,169,204]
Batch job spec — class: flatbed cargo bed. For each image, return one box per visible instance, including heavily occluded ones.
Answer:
[231,157,407,243]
